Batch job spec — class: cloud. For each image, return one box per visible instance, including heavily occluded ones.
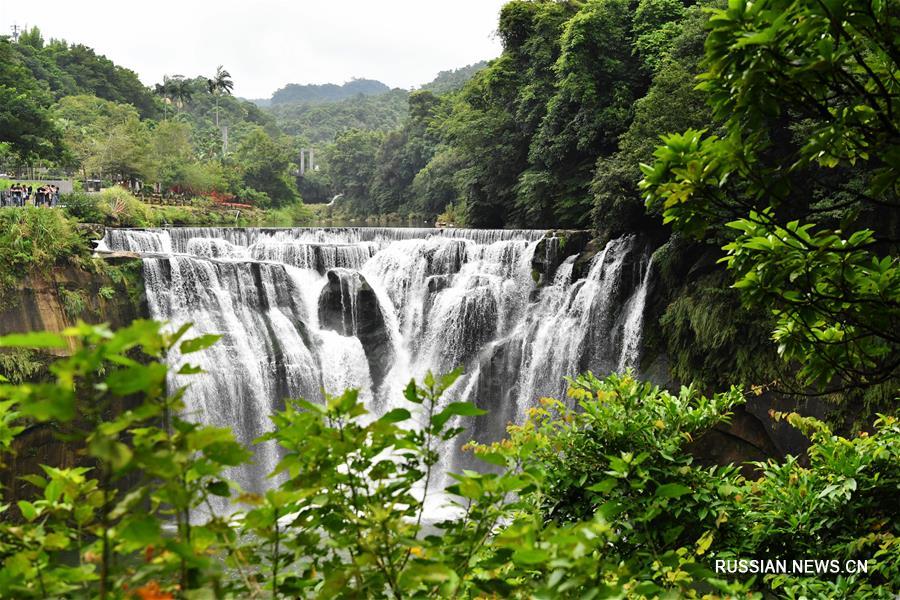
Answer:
[1,0,505,98]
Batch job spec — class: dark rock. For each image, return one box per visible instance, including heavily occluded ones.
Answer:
[318,270,393,389]
[571,239,605,281]
[532,230,592,286]
[76,223,106,243]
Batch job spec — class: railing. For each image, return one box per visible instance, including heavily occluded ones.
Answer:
[139,192,191,206]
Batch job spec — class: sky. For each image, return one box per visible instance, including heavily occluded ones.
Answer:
[0,0,506,99]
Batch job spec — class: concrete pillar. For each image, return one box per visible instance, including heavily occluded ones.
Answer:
[299,148,306,176]
[309,147,315,171]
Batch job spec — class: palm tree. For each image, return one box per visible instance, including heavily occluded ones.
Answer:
[207,65,234,128]
[154,78,172,119]
[154,75,193,118]
[169,76,194,110]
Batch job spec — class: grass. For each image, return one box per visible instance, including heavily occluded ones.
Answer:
[0,207,91,302]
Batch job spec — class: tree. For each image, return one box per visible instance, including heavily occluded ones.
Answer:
[370,91,444,214]
[148,120,194,190]
[207,65,234,128]
[323,128,384,214]
[235,126,300,207]
[527,0,644,227]
[154,75,193,119]
[0,38,63,162]
[641,0,900,397]
[55,95,151,181]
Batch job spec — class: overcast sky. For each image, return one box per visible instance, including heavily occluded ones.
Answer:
[0,0,506,98]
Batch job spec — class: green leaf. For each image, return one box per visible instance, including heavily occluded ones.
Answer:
[404,379,422,404]
[18,474,47,489]
[656,483,692,498]
[476,452,507,467]
[180,334,222,354]
[0,331,67,349]
[432,402,487,431]
[513,548,549,565]
[207,480,231,497]
[88,436,133,470]
[587,478,618,494]
[119,514,162,546]
[379,408,411,423]
[105,363,167,395]
[17,500,38,521]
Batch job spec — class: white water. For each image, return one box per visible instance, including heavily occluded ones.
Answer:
[101,227,653,494]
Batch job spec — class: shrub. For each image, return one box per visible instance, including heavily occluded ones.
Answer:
[254,202,314,227]
[508,372,900,597]
[0,208,89,300]
[0,326,896,598]
[62,188,152,227]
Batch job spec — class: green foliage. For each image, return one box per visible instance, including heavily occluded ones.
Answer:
[436,199,467,227]
[63,188,152,227]
[0,208,89,300]
[8,27,157,118]
[724,215,899,389]
[270,78,390,106]
[419,61,488,95]
[0,326,897,597]
[0,322,245,597]
[0,349,50,385]
[522,372,744,524]
[254,202,315,227]
[55,95,152,182]
[509,372,900,597]
[235,127,300,207]
[59,287,88,319]
[318,0,706,229]
[409,145,466,217]
[660,269,778,390]
[271,89,408,144]
[323,128,385,214]
[0,38,63,162]
[641,0,900,394]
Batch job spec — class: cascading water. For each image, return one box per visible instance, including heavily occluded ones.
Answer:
[100,227,653,495]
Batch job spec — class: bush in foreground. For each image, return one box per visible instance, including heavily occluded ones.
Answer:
[0,323,896,598]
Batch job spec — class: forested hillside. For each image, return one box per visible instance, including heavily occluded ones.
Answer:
[420,61,489,94]
[9,26,157,118]
[0,27,304,212]
[319,0,710,227]
[269,78,391,105]
[263,65,488,149]
[269,88,409,144]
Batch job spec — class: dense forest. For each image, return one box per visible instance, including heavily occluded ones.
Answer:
[0,0,898,597]
[316,0,713,227]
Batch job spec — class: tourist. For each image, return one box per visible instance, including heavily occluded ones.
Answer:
[10,183,23,207]
[0,183,63,208]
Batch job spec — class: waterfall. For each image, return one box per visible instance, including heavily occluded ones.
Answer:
[102,227,653,492]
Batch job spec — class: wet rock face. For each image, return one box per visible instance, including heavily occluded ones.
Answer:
[317,270,393,389]
[531,231,593,285]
